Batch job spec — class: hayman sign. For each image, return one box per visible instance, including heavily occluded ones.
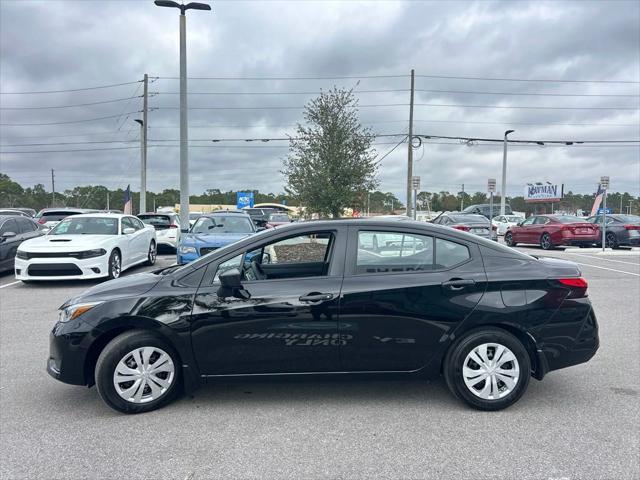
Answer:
[524,183,563,203]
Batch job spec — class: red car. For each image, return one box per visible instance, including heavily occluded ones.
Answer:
[505,215,600,250]
[266,213,292,228]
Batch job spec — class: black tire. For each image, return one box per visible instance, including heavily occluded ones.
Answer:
[144,241,157,266]
[504,232,516,247]
[443,328,531,411]
[605,232,619,249]
[107,249,121,280]
[540,233,553,250]
[95,330,181,414]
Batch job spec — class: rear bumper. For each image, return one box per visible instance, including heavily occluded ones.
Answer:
[558,238,599,247]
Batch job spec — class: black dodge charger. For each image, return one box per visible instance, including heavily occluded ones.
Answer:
[48,219,599,413]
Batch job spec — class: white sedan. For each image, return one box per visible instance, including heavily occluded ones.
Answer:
[492,215,525,236]
[15,214,156,281]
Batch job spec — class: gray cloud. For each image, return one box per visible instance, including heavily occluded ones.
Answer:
[1,0,638,201]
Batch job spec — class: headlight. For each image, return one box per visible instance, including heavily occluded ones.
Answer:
[77,249,106,259]
[16,250,28,260]
[178,246,197,254]
[58,301,104,323]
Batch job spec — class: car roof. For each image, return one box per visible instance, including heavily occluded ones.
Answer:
[203,211,250,217]
[55,213,133,219]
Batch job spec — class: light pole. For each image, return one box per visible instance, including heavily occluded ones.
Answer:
[600,176,610,251]
[500,129,515,215]
[154,0,211,232]
[134,119,146,213]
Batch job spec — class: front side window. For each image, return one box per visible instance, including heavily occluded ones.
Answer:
[121,217,136,233]
[356,231,434,274]
[50,217,118,235]
[521,217,535,226]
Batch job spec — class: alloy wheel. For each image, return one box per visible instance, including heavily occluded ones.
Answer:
[148,242,157,264]
[462,343,520,400]
[540,233,552,250]
[111,252,121,278]
[606,233,617,249]
[113,347,175,404]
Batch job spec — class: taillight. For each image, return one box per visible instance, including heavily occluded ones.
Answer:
[558,278,588,288]
[558,277,588,297]
[169,224,178,229]
[37,219,46,224]
[624,225,640,230]
[452,225,470,231]
[491,225,497,231]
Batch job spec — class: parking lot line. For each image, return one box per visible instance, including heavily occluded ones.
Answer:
[562,252,640,266]
[570,261,640,277]
[0,281,21,289]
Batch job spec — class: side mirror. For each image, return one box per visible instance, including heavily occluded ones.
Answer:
[217,268,250,299]
[1,231,17,241]
[257,226,267,231]
[122,227,135,235]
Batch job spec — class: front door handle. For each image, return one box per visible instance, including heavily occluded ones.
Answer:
[299,292,334,302]
[441,279,476,290]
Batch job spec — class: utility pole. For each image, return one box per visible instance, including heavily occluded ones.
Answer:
[460,183,465,211]
[406,69,415,217]
[51,169,55,207]
[600,176,610,251]
[107,191,110,210]
[500,130,515,215]
[141,73,148,213]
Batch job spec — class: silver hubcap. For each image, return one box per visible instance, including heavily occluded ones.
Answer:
[149,243,156,263]
[606,234,615,247]
[541,235,550,249]
[111,253,121,278]
[113,347,175,404]
[462,343,520,400]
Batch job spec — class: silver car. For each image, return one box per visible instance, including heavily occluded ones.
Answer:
[431,213,498,241]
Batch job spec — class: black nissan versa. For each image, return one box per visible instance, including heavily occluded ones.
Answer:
[48,219,599,414]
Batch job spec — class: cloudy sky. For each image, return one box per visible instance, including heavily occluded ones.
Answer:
[1,0,639,202]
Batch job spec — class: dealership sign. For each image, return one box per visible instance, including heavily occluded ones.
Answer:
[524,183,563,203]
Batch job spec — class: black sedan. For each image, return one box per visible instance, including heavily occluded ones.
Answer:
[48,219,599,413]
[586,214,640,248]
[0,215,43,272]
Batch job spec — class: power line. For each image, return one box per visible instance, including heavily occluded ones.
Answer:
[415,89,640,98]
[151,103,410,111]
[374,135,408,165]
[154,74,408,80]
[0,95,145,110]
[415,103,638,111]
[418,134,640,145]
[413,119,639,127]
[0,80,143,95]
[415,74,640,84]
[153,89,409,95]
[0,111,141,126]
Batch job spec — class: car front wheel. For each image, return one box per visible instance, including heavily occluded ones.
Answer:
[95,330,181,414]
[505,232,516,247]
[443,328,531,411]
[145,241,157,266]
[107,250,121,279]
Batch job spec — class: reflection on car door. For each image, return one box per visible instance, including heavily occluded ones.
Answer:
[338,226,487,372]
[0,219,21,271]
[121,217,147,265]
[189,228,347,375]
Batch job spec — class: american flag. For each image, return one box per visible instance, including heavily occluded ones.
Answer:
[123,184,132,214]
[589,184,606,216]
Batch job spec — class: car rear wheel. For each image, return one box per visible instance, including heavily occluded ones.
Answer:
[144,241,157,266]
[95,330,181,414]
[443,328,531,411]
[605,232,619,249]
[107,250,121,279]
[540,233,553,250]
[504,232,516,247]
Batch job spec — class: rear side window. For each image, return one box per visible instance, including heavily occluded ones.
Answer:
[435,238,470,268]
[16,218,38,233]
[356,231,434,274]
[253,233,332,265]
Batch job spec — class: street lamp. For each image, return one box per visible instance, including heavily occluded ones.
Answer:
[134,119,146,213]
[500,129,515,216]
[154,0,212,232]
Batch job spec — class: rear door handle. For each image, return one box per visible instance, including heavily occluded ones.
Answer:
[299,293,334,302]
[442,279,476,290]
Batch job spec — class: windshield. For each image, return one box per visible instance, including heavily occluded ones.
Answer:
[191,215,254,234]
[269,214,290,222]
[49,217,118,235]
[553,215,586,224]
[450,214,488,224]
[189,213,203,220]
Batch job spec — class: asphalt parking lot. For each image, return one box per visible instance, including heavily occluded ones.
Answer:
[1,248,639,480]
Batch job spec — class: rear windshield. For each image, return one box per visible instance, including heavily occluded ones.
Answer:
[450,214,488,224]
[614,215,640,223]
[192,215,254,234]
[553,215,586,224]
[269,214,290,222]
[139,215,171,226]
[39,211,83,222]
[49,217,118,235]
[505,216,522,222]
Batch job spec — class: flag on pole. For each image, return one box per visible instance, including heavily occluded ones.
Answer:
[123,185,132,214]
[590,184,606,216]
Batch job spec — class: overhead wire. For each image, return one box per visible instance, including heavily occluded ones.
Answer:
[0,80,143,94]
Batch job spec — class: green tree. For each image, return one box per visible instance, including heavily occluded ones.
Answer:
[282,87,378,217]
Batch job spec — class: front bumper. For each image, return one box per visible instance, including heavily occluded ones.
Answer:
[15,255,110,281]
[47,323,93,386]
